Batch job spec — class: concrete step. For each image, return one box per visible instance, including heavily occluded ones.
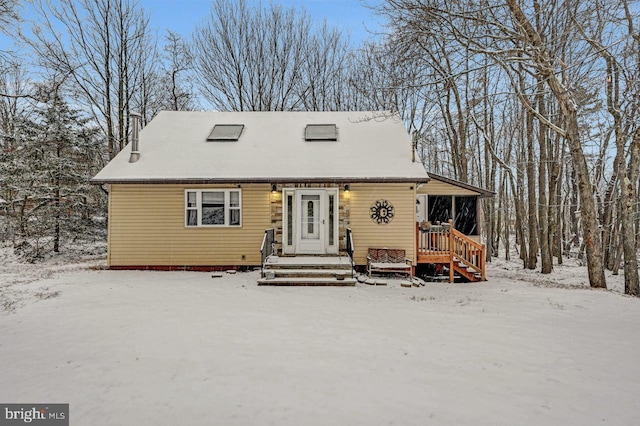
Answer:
[264,263,352,271]
[268,269,354,278]
[264,255,352,271]
[257,277,357,286]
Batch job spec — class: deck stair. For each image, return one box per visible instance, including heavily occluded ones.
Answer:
[416,221,486,283]
[258,256,356,286]
[452,257,483,282]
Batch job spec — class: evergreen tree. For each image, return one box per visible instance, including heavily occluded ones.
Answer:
[1,88,105,259]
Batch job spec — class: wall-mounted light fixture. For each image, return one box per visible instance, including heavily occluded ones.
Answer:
[271,184,277,193]
[344,184,350,193]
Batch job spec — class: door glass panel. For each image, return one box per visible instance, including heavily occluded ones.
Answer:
[328,194,335,246]
[307,201,314,234]
[301,194,320,239]
[287,194,293,245]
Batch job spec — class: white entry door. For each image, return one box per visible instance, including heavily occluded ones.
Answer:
[295,190,325,254]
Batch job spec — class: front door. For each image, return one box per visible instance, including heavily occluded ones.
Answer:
[295,190,325,254]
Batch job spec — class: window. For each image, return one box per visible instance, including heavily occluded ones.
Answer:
[454,196,478,235]
[428,195,452,225]
[423,195,479,236]
[185,190,242,227]
[305,124,337,141]
[207,124,244,141]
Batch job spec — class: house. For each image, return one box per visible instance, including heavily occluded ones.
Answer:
[92,111,493,283]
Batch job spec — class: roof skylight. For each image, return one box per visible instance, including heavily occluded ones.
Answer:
[305,124,337,141]
[207,124,244,141]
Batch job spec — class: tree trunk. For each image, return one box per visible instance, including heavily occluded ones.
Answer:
[621,128,640,295]
[515,145,528,264]
[505,0,606,288]
[525,107,538,269]
[536,78,552,273]
[551,87,606,288]
[553,143,563,264]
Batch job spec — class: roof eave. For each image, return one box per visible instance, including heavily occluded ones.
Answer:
[425,173,496,198]
[91,176,431,185]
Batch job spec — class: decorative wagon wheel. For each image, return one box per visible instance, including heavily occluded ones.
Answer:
[370,199,395,225]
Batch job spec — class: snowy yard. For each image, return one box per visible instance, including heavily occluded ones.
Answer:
[1,253,640,425]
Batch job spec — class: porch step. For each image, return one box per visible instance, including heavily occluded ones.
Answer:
[267,269,354,278]
[264,256,352,270]
[257,277,357,286]
[260,255,355,286]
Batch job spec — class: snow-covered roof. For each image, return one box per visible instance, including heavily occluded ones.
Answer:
[92,111,429,183]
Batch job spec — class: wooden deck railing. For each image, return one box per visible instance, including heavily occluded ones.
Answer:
[450,226,486,281]
[416,220,486,281]
[416,223,451,265]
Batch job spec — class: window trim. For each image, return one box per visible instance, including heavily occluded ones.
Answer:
[185,189,242,227]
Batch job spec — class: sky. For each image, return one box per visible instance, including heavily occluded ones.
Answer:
[0,1,383,59]
[137,0,383,46]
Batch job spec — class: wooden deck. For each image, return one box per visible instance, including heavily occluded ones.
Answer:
[416,221,486,282]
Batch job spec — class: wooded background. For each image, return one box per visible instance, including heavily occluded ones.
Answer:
[1,0,638,294]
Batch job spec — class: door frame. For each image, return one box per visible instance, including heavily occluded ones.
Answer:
[282,187,339,255]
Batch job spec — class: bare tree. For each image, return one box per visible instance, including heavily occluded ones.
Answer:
[192,0,354,112]
[375,0,608,288]
[299,22,352,111]
[0,61,29,143]
[574,0,640,295]
[193,0,308,111]
[0,0,19,41]
[29,0,155,159]
[161,31,196,112]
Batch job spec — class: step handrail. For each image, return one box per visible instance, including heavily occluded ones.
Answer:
[449,221,486,281]
[346,228,355,274]
[260,228,275,278]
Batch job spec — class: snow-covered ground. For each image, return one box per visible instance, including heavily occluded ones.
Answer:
[1,249,639,425]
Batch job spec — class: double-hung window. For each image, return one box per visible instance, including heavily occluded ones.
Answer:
[185,189,242,227]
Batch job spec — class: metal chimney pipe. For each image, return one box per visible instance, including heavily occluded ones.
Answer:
[129,112,141,163]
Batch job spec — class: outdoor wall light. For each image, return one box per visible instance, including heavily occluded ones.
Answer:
[271,184,277,193]
[344,184,350,193]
